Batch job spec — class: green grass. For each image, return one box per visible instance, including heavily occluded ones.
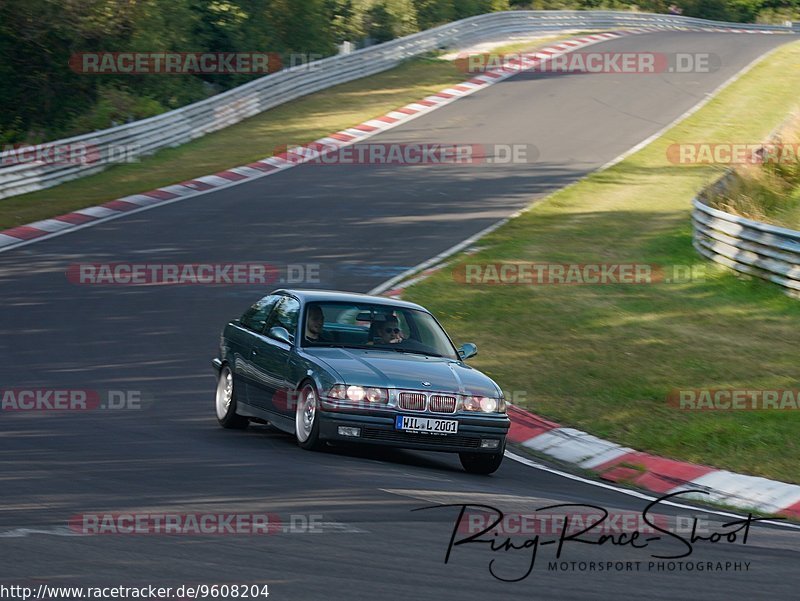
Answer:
[704,114,800,229]
[0,34,573,230]
[402,40,800,484]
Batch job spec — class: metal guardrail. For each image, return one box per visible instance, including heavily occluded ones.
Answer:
[692,198,800,297]
[1,10,793,200]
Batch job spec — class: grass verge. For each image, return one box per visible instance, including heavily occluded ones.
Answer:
[402,40,800,484]
[0,34,573,230]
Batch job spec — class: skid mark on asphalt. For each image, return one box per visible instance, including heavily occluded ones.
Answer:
[381,488,594,512]
[378,488,800,552]
[0,526,83,538]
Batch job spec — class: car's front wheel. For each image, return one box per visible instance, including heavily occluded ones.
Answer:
[459,449,504,475]
[215,365,248,429]
[295,383,325,451]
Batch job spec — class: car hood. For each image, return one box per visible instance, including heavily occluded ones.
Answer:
[304,347,500,397]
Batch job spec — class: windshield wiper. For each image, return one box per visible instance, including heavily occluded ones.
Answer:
[384,347,445,358]
[308,343,446,358]
[306,343,369,349]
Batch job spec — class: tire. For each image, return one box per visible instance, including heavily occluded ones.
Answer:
[215,365,248,429]
[459,448,505,475]
[295,382,325,451]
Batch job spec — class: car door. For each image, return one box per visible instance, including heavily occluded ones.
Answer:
[231,294,281,407]
[247,295,300,415]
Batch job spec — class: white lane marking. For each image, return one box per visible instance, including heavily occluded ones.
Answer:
[368,42,790,296]
[368,209,525,295]
[505,450,800,531]
[366,44,800,521]
[599,42,788,171]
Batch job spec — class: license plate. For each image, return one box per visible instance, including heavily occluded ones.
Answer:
[395,415,458,435]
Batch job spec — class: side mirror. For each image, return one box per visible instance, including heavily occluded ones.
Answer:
[458,343,477,360]
[268,326,292,345]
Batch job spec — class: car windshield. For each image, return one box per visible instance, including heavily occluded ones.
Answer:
[301,301,459,360]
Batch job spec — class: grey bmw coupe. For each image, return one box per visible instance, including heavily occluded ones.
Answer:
[212,289,509,474]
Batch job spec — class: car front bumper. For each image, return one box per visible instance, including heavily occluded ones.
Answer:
[317,410,509,454]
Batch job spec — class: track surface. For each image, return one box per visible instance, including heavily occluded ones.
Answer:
[1,32,798,600]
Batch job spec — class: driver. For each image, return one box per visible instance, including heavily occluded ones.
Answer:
[304,305,331,343]
[378,315,404,344]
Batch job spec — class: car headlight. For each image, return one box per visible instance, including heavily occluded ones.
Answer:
[480,397,498,412]
[462,395,506,413]
[327,384,388,406]
[365,387,388,403]
[328,384,347,400]
[347,385,365,402]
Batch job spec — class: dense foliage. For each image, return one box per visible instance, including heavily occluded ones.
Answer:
[1,0,797,144]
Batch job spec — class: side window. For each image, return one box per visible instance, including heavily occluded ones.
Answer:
[265,297,300,343]
[240,295,280,332]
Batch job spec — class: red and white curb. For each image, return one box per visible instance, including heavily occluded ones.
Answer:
[506,405,800,519]
[0,31,625,253]
[376,246,800,522]
[367,32,799,520]
[0,26,788,254]
[0,25,792,517]
[378,255,800,520]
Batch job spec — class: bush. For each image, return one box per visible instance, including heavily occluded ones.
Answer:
[705,115,800,229]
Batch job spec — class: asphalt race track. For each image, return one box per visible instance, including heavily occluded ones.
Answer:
[1,32,798,600]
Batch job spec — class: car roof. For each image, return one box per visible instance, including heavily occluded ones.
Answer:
[272,289,428,312]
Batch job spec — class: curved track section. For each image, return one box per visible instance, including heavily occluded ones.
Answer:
[1,32,798,599]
